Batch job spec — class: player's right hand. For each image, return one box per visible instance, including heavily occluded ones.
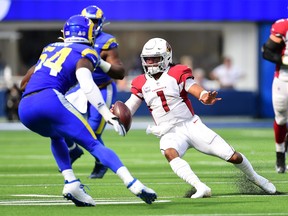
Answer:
[107,116,127,136]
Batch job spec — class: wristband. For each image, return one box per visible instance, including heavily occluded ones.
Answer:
[99,59,111,73]
[282,56,288,65]
[199,90,208,100]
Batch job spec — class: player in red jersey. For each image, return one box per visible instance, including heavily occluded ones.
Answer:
[124,38,277,198]
[262,18,288,173]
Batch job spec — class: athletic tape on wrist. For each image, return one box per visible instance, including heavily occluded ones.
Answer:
[99,59,111,73]
[199,90,208,99]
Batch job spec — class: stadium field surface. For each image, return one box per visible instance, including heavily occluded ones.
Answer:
[0,127,287,215]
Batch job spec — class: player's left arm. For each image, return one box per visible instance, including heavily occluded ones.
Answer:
[76,57,126,136]
[99,47,125,80]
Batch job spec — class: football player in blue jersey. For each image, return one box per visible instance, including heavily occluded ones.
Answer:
[65,5,126,179]
[18,15,157,207]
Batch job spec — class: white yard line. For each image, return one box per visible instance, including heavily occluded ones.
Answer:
[0,196,170,206]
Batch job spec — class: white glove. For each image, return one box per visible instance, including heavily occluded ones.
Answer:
[107,116,127,136]
[97,103,126,136]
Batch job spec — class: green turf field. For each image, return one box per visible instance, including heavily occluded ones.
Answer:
[0,128,287,215]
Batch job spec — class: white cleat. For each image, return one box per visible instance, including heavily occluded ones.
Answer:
[191,182,212,199]
[249,175,277,194]
[127,178,157,204]
[62,179,96,207]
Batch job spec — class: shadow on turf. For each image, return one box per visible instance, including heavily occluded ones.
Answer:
[234,173,285,195]
[183,172,285,198]
[184,188,197,198]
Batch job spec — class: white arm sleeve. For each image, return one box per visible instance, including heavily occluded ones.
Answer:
[125,94,142,116]
[184,78,197,92]
[75,67,114,121]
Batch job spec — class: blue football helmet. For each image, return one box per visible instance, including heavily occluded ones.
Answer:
[81,5,105,36]
[63,15,95,45]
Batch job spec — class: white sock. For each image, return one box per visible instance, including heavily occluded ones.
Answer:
[234,153,258,180]
[116,166,134,186]
[62,169,77,182]
[169,157,201,187]
[276,142,285,152]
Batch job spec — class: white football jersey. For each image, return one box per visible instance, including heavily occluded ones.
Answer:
[131,64,195,126]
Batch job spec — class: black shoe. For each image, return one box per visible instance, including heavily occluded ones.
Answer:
[69,146,84,165]
[276,152,286,173]
[89,162,108,179]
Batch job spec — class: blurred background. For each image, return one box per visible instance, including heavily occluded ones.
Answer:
[0,0,286,121]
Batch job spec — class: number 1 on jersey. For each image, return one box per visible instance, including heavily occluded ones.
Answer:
[157,90,170,112]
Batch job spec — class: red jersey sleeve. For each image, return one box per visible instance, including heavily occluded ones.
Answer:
[167,64,194,89]
[131,74,146,100]
[271,19,288,37]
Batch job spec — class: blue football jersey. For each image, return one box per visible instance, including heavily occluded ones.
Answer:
[92,32,118,85]
[23,42,99,97]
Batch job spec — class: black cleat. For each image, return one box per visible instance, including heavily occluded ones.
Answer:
[89,162,108,179]
[69,146,84,165]
[276,152,286,173]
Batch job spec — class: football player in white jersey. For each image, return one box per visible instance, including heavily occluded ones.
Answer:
[123,38,277,198]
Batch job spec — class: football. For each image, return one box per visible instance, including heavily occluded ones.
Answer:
[112,100,132,132]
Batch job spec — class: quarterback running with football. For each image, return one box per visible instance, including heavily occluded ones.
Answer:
[262,18,288,173]
[123,37,277,198]
[18,15,157,206]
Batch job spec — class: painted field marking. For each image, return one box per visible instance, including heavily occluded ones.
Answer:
[0,194,170,206]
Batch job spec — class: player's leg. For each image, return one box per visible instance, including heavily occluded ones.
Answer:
[51,137,95,206]
[272,77,288,173]
[18,89,95,206]
[189,115,276,194]
[70,124,157,204]
[229,151,276,194]
[88,82,117,178]
[160,131,211,198]
[57,93,156,204]
[65,138,84,165]
[205,134,276,194]
[89,136,108,178]
[87,102,108,178]
[64,85,87,166]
